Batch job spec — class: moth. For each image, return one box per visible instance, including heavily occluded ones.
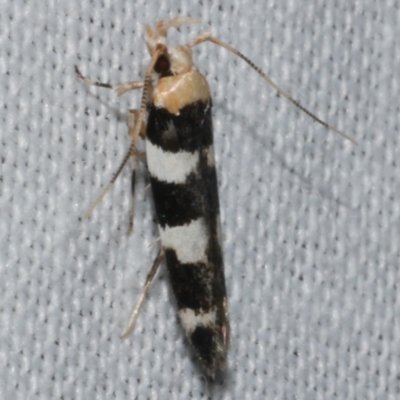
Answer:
[75,17,354,379]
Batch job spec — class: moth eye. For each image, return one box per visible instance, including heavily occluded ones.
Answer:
[154,54,171,74]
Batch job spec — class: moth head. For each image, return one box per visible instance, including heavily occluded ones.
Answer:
[145,17,197,75]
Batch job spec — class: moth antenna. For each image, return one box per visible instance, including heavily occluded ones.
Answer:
[83,49,162,219]
[189,32,356,144]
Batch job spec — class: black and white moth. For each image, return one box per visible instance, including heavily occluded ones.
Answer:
[75,17,355,379]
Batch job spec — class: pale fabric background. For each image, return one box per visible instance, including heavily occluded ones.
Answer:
[1,1,398,399]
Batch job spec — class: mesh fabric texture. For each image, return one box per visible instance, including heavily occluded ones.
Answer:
[1,1,398,399]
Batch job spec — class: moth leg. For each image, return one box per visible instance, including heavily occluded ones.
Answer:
[125,110,147,235]
[79,47,159,219]
[128,109,147,141]
[125,169,137,236]
[120,249,165,339]
[81,108,146,220]
[75,65,144,96]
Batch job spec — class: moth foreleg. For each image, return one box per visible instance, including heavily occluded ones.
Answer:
[75,65,144,96]
[125,110,146,235]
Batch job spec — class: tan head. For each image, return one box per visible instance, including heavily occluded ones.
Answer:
[144,17,199,76]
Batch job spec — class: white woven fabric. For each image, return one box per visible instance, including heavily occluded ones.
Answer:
[1,1,398,399]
